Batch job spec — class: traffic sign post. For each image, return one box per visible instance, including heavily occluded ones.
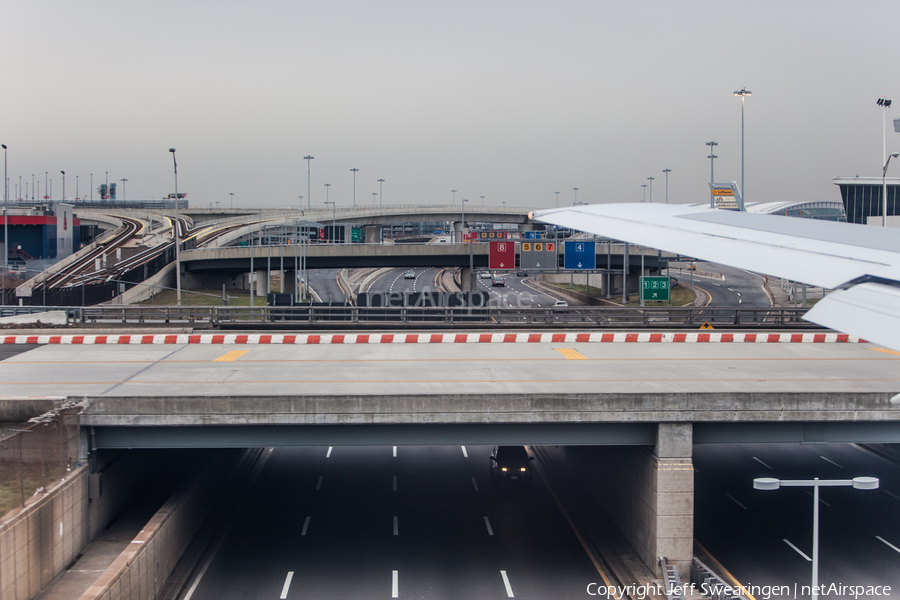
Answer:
[489,241,515,270]
[564,240,596,270]
[641,276,670,301]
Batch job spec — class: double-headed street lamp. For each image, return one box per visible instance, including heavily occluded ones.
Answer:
[647,176,654,203]
[555,191,560,208]
[706,141,718,208]
[734,88,751,207]
[753,476,878,600]
[60,171,65,201]
[378,179,385,210]
[120,178,128,201]
[350,168,359,207]
[882,152,899,227]
[662,169,671,204]
[304,155,314,209]
[572,187,579,205]
[168,148,182,305]
[641,184,648,202]
[451,189,456,205]
[229,192,234,208]
[2,144,7,271]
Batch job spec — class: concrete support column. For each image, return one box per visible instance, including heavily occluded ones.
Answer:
[459,267,473,291]
[651,423,694,575]
[364,224,382,244]
[254,270,268,297]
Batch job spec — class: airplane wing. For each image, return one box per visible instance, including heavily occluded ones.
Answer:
[533,203,900,352]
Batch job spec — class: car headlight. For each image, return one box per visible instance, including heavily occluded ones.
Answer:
[520,467,527,472]
[501,467,508,472]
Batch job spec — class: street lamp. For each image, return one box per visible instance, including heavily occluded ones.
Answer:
[882,152,899,227]
[734,87,751,207]
[480,195,485,206]
[647,176,655,203]
[168,148,182,305]
[90,174,93,200]
[641,184,648,202]
[378,179,385,209]
[753,476,879,600]
[706,141,718,208]
[31,174,34,200]
[451,189,457,205]
[229,192,234,208]
[572,187,579,205]
[304,155,314,209]
[2,144,7,272]
[372,192,377,206]
[120,178,128,201]
[76,175,79,200]
[350,168,359,207]
[555,191,560,208]
[461,198,469,239]
[662,169,671,204]
[297,196,303,210]
[878,97,892,166]
[60,171,65,202]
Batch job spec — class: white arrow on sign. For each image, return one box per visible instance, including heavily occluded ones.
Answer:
[499,262,505,267]
[536,262,541,267]
[577,262,582,268]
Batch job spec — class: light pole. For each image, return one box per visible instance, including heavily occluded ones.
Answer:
[350,168,359,207]
[120,178,128,201]
[324,200,335,243]
[555,191,560,208]
[572,187,579,205]
[31,174,34,200]
[882,152,899,227]
[878,97,892,167]
[372,192,377,206]
[168,148,182,305]
[60,171,65,202]
[229,192,234,208]
[461,198,468,240]
[734,87,751,207]
[304,155,314,209]
[76,175,79,200]
[45,172,48,200]
[90,174,93,200]
[297,196,303,210]
[662,169,671,204]
[480,195,485,206]
[451,189,457,205]
[753,476,879,600]
[2,144,7,273]
[641,184,648,202]
[706,141,718,208]
[647,176,654,203]
[378,179,385,209]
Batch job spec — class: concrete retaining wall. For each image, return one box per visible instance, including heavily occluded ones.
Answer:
[0,467,90,600]
[78,450,245,600]
[0,399,64,422]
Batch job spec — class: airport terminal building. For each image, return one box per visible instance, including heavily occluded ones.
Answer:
[832,176,900,224]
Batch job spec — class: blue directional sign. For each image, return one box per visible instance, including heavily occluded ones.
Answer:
[564,240,596,270]
[522,231,543,239]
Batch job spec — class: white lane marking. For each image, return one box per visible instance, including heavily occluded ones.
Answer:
[393,475,397,491]
[461,445,468,457]
[301,516,311,536]
[752,457,772,469]
[393,446,398,457]
[737,292,742,297]
[484,516,494,536]
[726,493,748,510]
[393,516,399,536]
[876,536,900,554]
[280,571,294,599]
[392,570,399,598]
[806,491,831,507]
[471,477,479,492]
[315,476,323,491]
[500,570,515,597]
[884,490,900,501]
[727,288,734,292]
[326,446,333,458]
[739,299,742,304]
[820,456,843,468]
[783,539,812,561]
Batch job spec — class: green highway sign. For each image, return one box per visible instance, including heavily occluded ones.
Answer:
[641,276,670,301]
[351,227,361,242]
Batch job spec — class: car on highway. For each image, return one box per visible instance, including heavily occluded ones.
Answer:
[516,269,527,277]
[404,270,416,279]
[491,276,506,287]
[489,446,534,486]
[553,300,568,307]
[480,272,492,279]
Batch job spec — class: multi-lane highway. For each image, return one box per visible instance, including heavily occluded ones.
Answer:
[694,442,900,594]
[186,445,601,600]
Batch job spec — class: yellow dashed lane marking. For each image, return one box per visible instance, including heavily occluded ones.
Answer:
[556,348,586,360]
[213,350,249,362]
[871,348,900,357]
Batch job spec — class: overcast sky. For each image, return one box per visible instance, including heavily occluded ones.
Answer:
[2,1,897,209]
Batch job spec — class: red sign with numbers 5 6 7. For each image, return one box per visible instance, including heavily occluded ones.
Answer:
[489,241,515,270]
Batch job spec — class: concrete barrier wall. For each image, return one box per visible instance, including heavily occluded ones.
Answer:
[0,399,64,422]
[78,450,245,600]
[0,466,90,600]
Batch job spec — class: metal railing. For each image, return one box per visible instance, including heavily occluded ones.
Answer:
[0,304,816,328]
[659,557,685,600]
[691,557,752,600]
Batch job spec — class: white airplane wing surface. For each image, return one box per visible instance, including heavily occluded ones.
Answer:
[533,203,900,351]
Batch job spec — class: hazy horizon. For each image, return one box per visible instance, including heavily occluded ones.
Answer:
[2,1,898,209]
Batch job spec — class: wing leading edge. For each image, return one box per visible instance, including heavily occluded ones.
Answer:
[534,203,900,352]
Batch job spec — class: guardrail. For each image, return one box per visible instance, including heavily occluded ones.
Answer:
[0,304,821,328]
[659,557,685,600]
[691,557,752,600]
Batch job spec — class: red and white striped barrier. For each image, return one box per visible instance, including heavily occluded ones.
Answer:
[0,332,865,345]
